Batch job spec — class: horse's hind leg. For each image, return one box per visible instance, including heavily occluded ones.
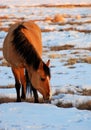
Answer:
[19,68,26,100]
[12,67,21,102]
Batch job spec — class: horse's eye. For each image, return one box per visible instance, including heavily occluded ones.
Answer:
[40,77,45,81]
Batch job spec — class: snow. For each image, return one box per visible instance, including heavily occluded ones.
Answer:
[0,0,91,129]
[0,0,91,6]
[52,93,91,107]
[0,103,91,130]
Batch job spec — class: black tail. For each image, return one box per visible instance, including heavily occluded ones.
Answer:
[25,69,39,103]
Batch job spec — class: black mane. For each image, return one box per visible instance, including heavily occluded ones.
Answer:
[12,24,41,70]
[12,24,51,77]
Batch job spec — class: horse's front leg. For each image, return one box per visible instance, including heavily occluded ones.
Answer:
[15,81,21,102]
[31,85,39,103]
[21,84,26,100]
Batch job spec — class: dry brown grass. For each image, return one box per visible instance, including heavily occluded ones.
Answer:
[50,45,74,51]
[52,14,65,23]
[0,97,16,104]
[57,102,72,108]
[0,27,9,32]
[52,87,91,110]
[0,84,14,89]
[48,54,61,59]
[0,59,10,67]
[33,4,91,8]
[0,96,44,104]
[55,100,91,110]
[81,57,91,64]
[59,27,91,33]
[65,58,78,65]
[64,56,91,66]
[77,101,91,110]
[0,95,91,110]
[82,89,91,96]
[0,6,9,9]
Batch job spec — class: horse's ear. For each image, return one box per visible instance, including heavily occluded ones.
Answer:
[39,61,43,70]
[46,59,50,67]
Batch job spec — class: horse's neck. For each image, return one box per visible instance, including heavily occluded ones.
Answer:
[26,64,33,74]
[26,64,37,80]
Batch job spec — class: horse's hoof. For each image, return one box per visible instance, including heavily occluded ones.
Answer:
[34,99,39,103]
[21,95,26,100]
[16,98,21,102]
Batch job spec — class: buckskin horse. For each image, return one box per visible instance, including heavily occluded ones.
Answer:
[3,20,51,103]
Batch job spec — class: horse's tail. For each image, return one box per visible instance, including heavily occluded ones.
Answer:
[25,69,32,97]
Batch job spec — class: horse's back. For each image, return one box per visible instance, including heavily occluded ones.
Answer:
[23,21,41,39]
[3,20,42,68]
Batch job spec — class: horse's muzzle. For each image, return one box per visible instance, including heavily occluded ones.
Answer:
[43,96,51,103]
[44,99,51,103]
[43,92,52,103]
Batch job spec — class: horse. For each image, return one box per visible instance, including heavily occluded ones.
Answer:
[3,20,51,103]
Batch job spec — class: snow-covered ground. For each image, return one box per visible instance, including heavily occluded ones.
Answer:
[0,0,91,129]
[0,0,91,6]
[0,103,91,130]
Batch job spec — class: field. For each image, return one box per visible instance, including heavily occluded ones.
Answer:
[0,0,91,130]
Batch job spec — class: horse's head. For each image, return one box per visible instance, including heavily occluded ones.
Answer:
[31,60,51,102]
